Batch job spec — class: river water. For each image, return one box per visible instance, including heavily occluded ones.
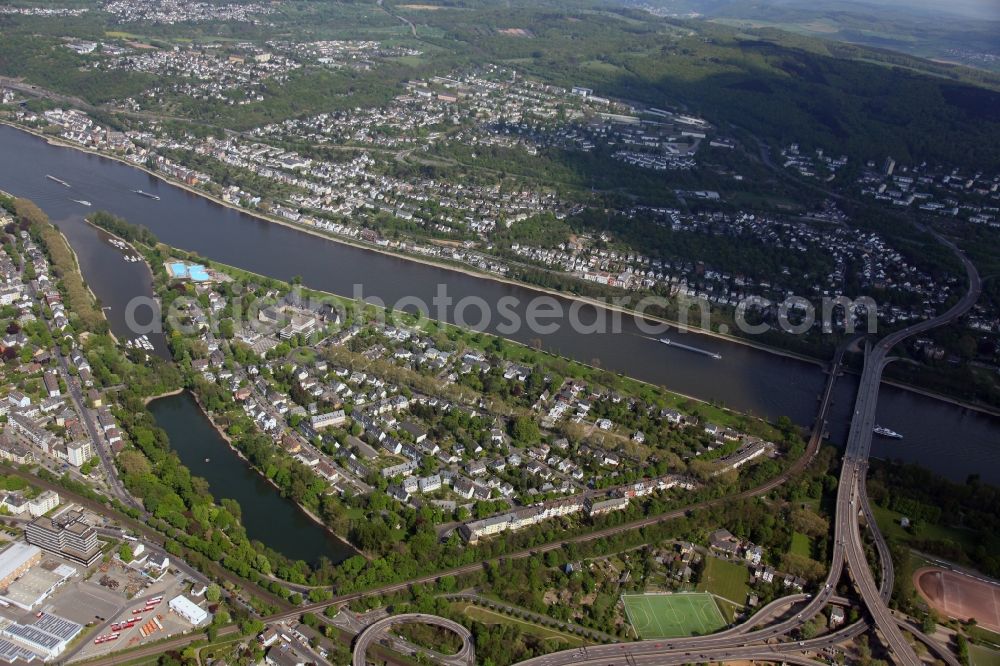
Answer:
[1,124,997,489]
[148,391,356,564]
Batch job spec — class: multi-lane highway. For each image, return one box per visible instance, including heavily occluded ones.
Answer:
[510,344,856,666]
[835,231,980,664]
[523,646,830,666]
[65,236,977,666]
[351,613,474,666]
[510,229,981,666]
[69,231,979,666]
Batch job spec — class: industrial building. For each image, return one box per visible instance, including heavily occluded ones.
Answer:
[169,595,209,625]
[2,559,76,610]
[0,638,38,663]
[0,613,81,660]
[0,543,41,589]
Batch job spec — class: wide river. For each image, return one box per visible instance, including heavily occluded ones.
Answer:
[2,124,998,489]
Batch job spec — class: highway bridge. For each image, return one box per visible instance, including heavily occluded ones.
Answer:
[66,233,977,666]
[72,240,976,666]
[351,613,474,666]
[836,230,980,664]
[509,230,980,666]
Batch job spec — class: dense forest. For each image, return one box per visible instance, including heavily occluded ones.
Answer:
[406,5,1000,168]
[2,1,999,167]
[88,210,159,246]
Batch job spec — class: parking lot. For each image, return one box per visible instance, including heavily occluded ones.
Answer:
[68,573,194,661]
[45,583,122,626]
[0,559,195,663]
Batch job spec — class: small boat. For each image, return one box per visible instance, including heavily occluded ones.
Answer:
[132,189,160,200]
[659,337,722,360]
[73,200,92,207]
[873,425,902,439]
[204,458,210,463]
[46,174,70,187]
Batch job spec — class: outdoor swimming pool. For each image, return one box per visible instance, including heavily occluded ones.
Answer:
[167,261,210,282]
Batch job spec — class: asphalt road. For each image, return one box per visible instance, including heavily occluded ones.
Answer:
[70,625,240,666]
[508,231,980,666]
[25,272,137,510]
[254,338,848,630]
[51,235,978,666]
[508,343,853,666]
[352,613,474,666]
[0,464,293,612]
[836,231,980,664]
[16,162,973,665]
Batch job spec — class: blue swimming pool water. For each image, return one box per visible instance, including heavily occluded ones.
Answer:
[167,261,209,281]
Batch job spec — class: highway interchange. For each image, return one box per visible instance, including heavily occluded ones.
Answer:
[0,57,989,666]
[504,230,982,666]
[351,613,474,666]
[65,229,980,666]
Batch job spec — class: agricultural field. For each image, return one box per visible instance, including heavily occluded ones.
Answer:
[622,592,727,639]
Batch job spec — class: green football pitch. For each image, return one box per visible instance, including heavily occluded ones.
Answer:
[622,592,727,638]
